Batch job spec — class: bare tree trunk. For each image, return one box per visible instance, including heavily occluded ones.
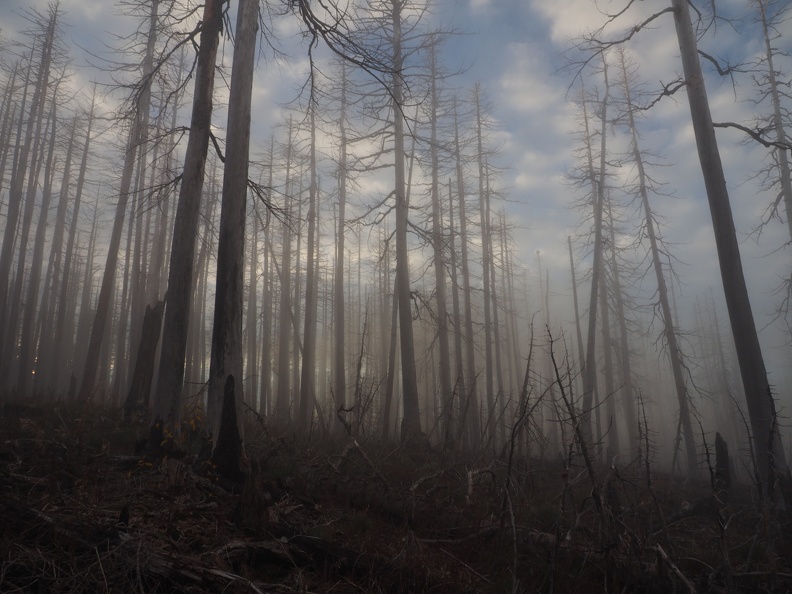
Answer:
[184,181,215,396]
[299,105,320,432]
[447,180,467,447]
[1,63,60,386]
[382,249,398,441]
[0,13,55,361]
[619,44,697,476]
[49,91,95,390]
[580,73,609,451]
[485,163,507,446]
[428,48,454,449]
[568,236,587,395]
[6,100,52,362]
[2,48,34,236]
[537,257,558,455]
[207,0,258,462]
[246,182,259,413]
[33,114,77,386]
[112,154,144,401]
[276,118,296,423]
[152,0,222,429]
[606,200,638,455]
[598,196,620,457]
[73,196,100,382]
[149,70,185,304]
[453,101,481,448]
[81,0,160,400]
[670,0,786,486]
[292,177,303,400]
[0,61,20,209]
[391,0,422,442]
[473,85,495,449]
[333,67,349,434]
[16,89,59,393]
[755,0,792,243]
[259,138,275,415]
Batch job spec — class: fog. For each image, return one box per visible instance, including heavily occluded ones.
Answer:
[0,0,790,480]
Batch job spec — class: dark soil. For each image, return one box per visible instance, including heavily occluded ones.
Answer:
[1,397,791,593]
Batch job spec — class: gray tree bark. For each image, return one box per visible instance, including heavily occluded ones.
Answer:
[617,47,695,472]
[152,0,222,429]
[670,0,787,487]
[391,0,422,442]
[207,0,258,460]
[299,105,320,432]
[428,47,454,449]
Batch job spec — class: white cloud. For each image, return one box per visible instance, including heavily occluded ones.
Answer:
[469,0,493,13]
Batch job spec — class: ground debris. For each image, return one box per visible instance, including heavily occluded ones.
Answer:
[1,400,791,593]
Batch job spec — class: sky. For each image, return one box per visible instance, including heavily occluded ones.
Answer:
[1,0,790,399]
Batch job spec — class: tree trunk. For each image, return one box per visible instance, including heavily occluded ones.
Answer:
[276,118,296,424]
[207,0,258,458]
[453,101,481,448]
[16,90,58,393]
[153,0,222,430]
[123,300,165,418]
[81,0,160,400]
[299,106,320,432]
[606,199,638,456]
[0,15,55,362]
[391,0,422,442]
[580,74,609,452]
[73,195,100,384]
[259,139,275,415]
[428,48,454,449]
[473,85,496,449]
[33,114,77,387]
[0,61,20,203]
[246,181,259,413]
[670,0,787,487]
[756,0,792,244]
[49,93,95,390]
[617,40,695,476]
[447,180,467,448]
[333,67,349,435]
[598,197,620,457]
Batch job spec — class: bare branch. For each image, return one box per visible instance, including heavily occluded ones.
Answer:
[713,121,792,151]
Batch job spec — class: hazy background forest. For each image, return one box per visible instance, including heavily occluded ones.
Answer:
[3,0,792,591]
[0,0,790,478]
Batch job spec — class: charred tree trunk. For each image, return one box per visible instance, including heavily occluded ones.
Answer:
[152,0,222,430]
[207,0,258,454]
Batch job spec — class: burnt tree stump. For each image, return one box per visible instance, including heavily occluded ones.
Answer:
[123,300,164,421]
[715,432,731,494]
[212,374,245,485]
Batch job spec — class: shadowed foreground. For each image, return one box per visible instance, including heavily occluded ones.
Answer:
[1,398,791,593]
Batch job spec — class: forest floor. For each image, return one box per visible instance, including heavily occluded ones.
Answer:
[1,397,792,593]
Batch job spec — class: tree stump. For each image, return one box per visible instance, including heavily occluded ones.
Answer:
[715,432,731,495]
[123,300,164,421]
[212,375,245,485]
